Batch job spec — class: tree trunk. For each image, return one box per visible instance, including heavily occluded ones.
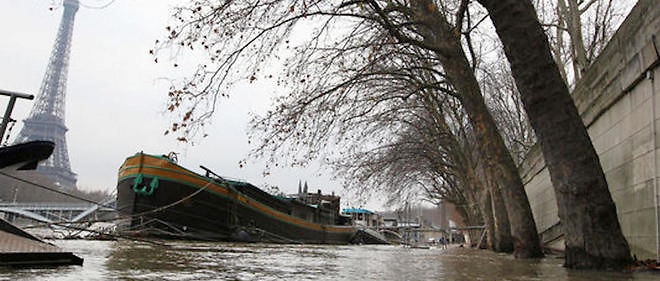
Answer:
[558,0,590,80]
[455,201,483,247]
[407,0,543,258]
[478,188,496,250]
[551,4,569,85]
[444,51,542,258]
[468,162,496,250]
[476,159,514,252]
[490,184,514,252]
[477,0,632,269]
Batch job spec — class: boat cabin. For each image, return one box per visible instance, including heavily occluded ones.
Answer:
[341,208,383,228]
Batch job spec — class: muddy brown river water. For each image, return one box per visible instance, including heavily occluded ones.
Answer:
[0,240,657,280]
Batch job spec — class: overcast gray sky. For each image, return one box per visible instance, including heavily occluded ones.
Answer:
[0,0,384,209]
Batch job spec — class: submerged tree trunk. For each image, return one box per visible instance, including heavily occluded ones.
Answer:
[476,160,514,252]
[443,50,542,258]
[420,90,503,251]
[478,188,497,250]
[467,162,497,250]
[402,0,543,258]
[477,0,632,269]
[454,201,483,247]
[490,184,514,253]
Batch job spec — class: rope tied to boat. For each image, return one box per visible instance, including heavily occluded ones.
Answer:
[0,168,219,244]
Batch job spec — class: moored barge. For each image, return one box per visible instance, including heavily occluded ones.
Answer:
[116,152,358,243]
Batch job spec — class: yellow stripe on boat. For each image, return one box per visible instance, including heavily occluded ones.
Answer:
[118,153,355,234]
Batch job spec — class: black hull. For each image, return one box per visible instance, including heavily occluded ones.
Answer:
[0,141,54,170]
[116,156,356,244]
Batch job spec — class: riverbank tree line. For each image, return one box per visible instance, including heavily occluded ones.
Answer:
[155,0,634,269]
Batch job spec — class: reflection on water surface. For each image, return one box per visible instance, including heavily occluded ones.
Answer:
[0,240,657,280]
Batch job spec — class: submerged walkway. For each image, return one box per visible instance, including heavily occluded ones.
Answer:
[0,218,82,266]
[2,240,658,280]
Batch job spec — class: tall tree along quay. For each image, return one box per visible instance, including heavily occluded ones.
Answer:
[155,0,631,267]
[476,0,632,269]
[364,0,542,257]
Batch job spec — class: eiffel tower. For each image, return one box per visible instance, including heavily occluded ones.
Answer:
[13,0,80,190]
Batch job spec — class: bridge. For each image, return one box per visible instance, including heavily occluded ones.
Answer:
[0,200,116,224]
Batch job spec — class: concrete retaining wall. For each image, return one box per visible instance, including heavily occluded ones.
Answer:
[519,0,660,259]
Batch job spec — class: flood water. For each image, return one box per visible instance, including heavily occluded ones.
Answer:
[0,240,657,281]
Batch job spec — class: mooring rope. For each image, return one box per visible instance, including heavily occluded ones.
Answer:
[1,169,310,244]
[0,171,116,209]
[47,222,170,247]
[0,170,222,242]
[252,226,304,244]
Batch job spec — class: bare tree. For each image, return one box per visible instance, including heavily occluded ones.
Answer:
[157,0,543,257]
[536,0,632,85]
[476,0,632,269]
[479,58,536,165]
[331,90,514,251]
[362,0,541,257]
